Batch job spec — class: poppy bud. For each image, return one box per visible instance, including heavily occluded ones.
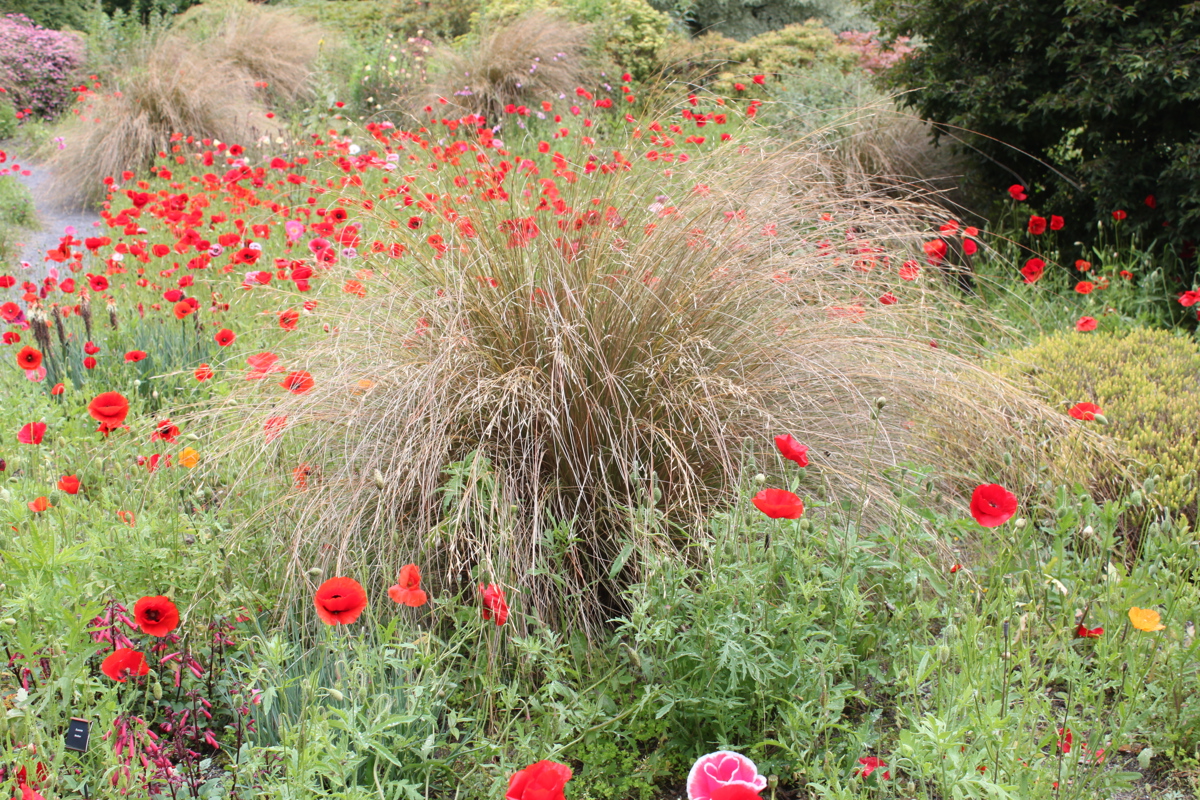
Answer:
[1082,525,1094,537]
[307,567,323,576]
[0,489,9,503]
[753,473,766,485]
[327,688,344,701]
[652,487,662,502]
[133,379,142,387]
[798,518,811,532]
[936,644,951,663]
[874,396,887,411]
[152,681,163,700]
[1128,490,1143,506]
[1143,477,1156,495]
[373,469,385,489]
[1,618,16,626]
[1092,413,1108,425]
[187,433,201,440]
[1014,518,1026,529]
[152,390,159,400]
[1003,452,1012,466]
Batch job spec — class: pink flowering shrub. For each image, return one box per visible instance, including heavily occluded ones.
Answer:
[0,14,84,119]
[837,30,913,74]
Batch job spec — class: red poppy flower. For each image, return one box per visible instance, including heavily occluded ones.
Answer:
[101,648,149,682]
[195,364,214,381]
[51,383,64,395]
[388,564,429,607]
[1075,259,1091,272]
[1075,316,1097,332]
[774,435,809,467]
[151,419,181,442]
[27,496,51,513]
[215,328,237,346]
[1027,216,1047,235]
[1058,728,1073,753]
[1144,195,1156,209]
[506,760,573,800]
[264,415,288,442]
[855,757,890,780]
[125,350,148,363]
[752,488,804,519]
[878,292,898,305]
[17,422,46,445]
[1020,258,1045,284]
[313,577,368,625]
[83,356,97,370]
[246,352,283,379]
[134,595,180,636]
[173,301,194,320]
[1050,215,1064,231]
[1075,281,1094,294]
[1179,290,1200,307]
[480,582,509,625]
[1111,209,1127,220]
[1007,185,1027,201]
[969,483,1017,527]
[84,340,101,354]
[899,261,919,281]
[279,309,299,331]
[87,274,109,292]
[1068,402,1100,421]
[280,370,315,394]
[1,331,18,344]
[16,346,42,371]
[57,475,80,494]
[88,392,130,433]
[1076,623,1104,639]
[950,563,963,573]
[922,239,947,263]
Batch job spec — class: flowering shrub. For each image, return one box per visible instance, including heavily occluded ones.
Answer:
[0,13,84,119]
[836,29,912,73]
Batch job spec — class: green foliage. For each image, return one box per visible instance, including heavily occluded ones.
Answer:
[288,0,479,42]
[0,174,36,263]
[872,0,1200,289]
[0,93,17,139]
[1000,328,1200,519]
[3,0,94,31]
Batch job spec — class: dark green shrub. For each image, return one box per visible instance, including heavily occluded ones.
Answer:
[3,0,92,30]
[0,175,37,263]
[656,0,868,41]
[871,0,1200,285]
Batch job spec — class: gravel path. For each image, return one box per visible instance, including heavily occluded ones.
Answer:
[7,151,103,274]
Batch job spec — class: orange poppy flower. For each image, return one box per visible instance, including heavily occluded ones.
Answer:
[388,564,429,607]
[1128,607,1164,632]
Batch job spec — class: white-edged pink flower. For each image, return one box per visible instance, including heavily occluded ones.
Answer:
[285,220,306,243]
[687,751,766,800]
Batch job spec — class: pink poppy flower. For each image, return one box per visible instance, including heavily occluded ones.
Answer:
[687,751,767,800]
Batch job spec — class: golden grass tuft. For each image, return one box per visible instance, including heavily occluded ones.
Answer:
[46,40,271,206]
[203,134,1093,633]
[45,0,329,206]
[173,0,326,104]
[422,12,593,122]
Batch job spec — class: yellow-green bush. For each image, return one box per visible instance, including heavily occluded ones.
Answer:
[656,21,851,92]
[999,328,1200,519]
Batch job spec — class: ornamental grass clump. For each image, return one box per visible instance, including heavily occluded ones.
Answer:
[209,123,1083,632]
[423,12,593,121]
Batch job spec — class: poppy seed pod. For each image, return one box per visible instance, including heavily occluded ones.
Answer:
[1014,518,1027,529]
